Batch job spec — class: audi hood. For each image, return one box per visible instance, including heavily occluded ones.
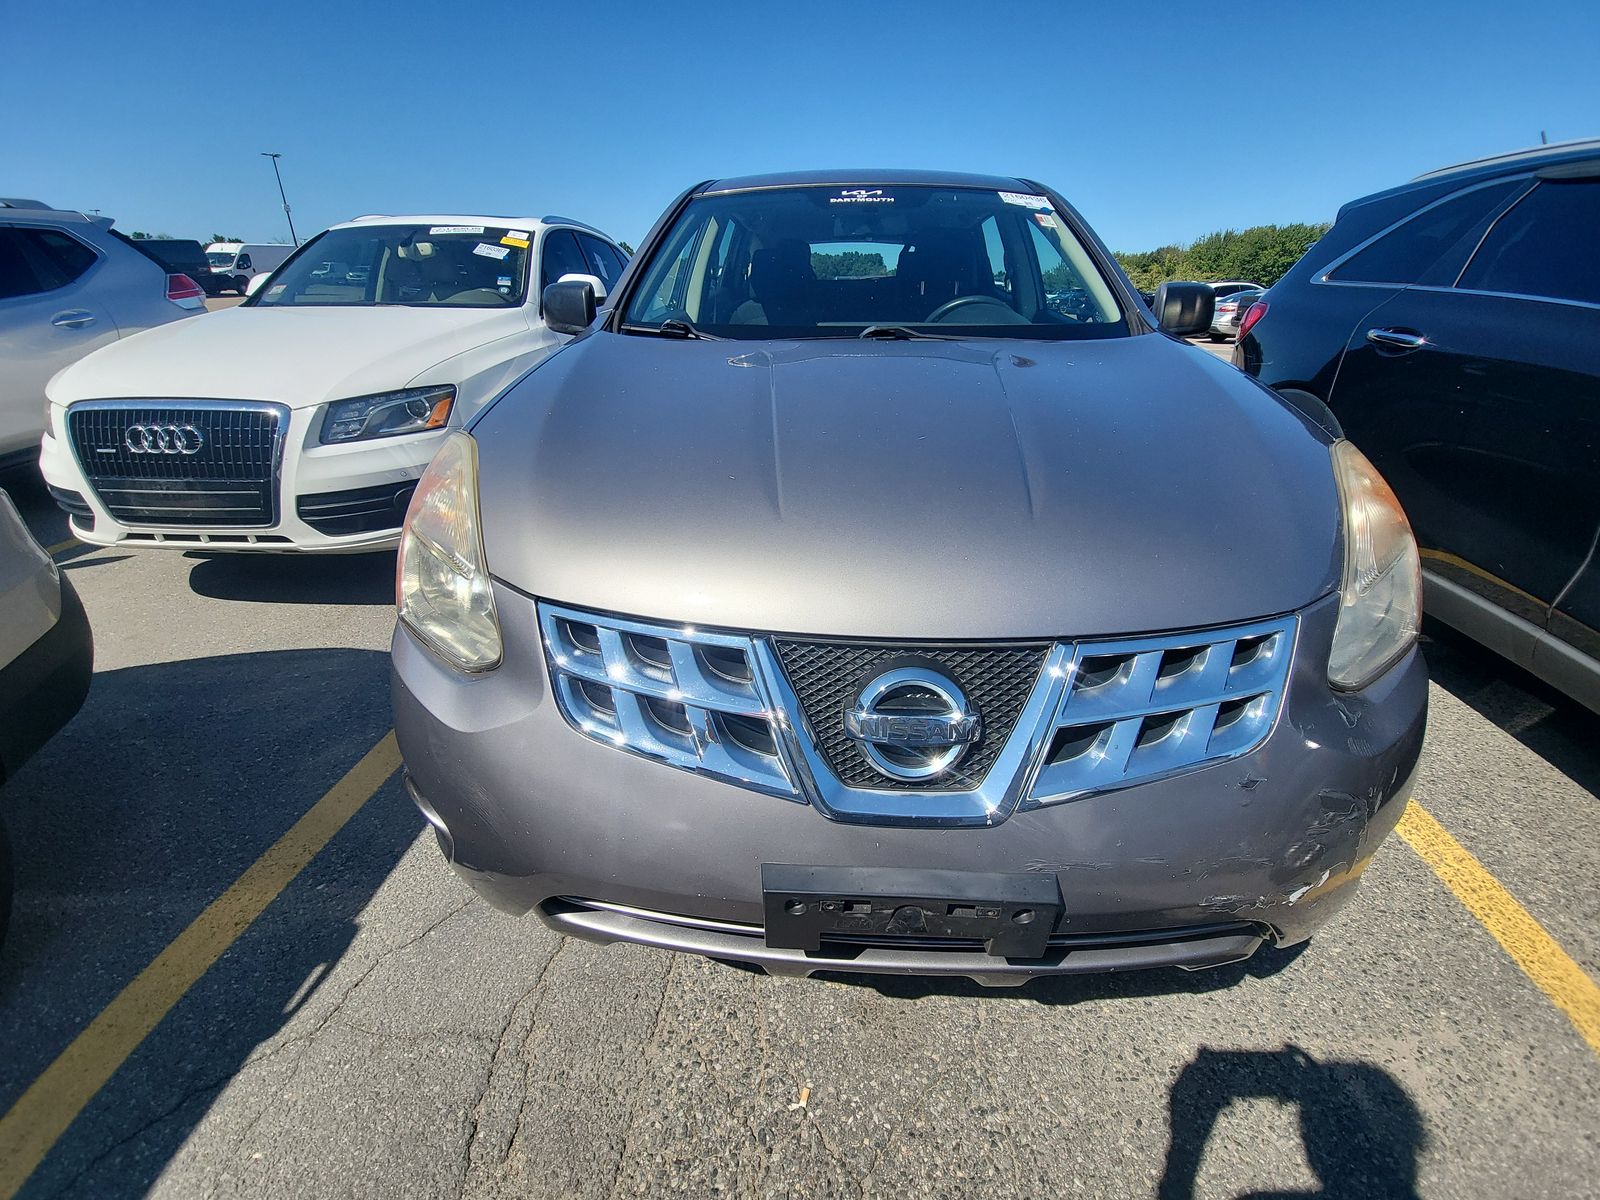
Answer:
[473,334,1344,641]
[47,304,532,409]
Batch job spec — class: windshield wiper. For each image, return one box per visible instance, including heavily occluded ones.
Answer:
[858,325,955,340]
[622,319,724,341]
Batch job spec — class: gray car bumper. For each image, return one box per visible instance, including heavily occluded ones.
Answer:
[391,582,1426,984]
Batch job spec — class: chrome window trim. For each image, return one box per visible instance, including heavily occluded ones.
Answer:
[1352,282,1600,314]
[65,398,291,529]
[1312,174,1535,289]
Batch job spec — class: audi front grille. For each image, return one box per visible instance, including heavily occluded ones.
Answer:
[66,401,288,528]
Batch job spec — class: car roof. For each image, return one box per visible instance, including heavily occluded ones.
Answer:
[1410,136,1600,182]
[0,205,112,228]
[334,213,612,239]
[1340,137,1600,217]
[700,169,1038,194]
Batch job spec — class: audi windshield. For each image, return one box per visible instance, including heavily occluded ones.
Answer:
[621,185,1127,339]
[251,224,532,308]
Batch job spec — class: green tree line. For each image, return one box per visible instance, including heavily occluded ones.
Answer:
[1113,223,1330,292]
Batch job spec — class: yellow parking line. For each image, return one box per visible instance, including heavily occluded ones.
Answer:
[0,732,402,1199]
[1399,801,1600,1058]
[45,538,79,557]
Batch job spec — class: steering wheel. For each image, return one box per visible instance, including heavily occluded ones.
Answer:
[924,294,1022,324]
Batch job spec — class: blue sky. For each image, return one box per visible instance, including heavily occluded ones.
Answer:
[5,1,1597,251]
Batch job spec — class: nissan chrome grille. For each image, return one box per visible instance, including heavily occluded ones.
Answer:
[540,602,1296,827]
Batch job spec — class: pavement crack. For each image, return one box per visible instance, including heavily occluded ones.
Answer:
[39,1073,232,1200]
[465,936,567,1196]
[603,955,677,1200]
[231,894,475,1161]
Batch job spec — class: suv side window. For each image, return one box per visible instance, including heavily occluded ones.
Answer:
[0,228,44,300]
[0,227,98,299]
[539,229,588,294]
[1327,180,1522,285]
[577,233,621,292]
[1457,179,1600,306]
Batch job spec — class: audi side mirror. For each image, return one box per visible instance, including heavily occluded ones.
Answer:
[543,279,597,335]
[1154,282,1214,337]
[245,273,272,297]
[556,271,607,302]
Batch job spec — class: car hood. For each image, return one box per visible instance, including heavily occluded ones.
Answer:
[475,333,1343,640]
[49,305,531,409]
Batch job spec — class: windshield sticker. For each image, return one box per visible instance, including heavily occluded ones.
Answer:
[829,188,894,205]
[266,284,286,297]
[506,229,530,240]
[998,191,1052,209]
[429,225,485,235]
[500,234,530,249]
[496,275,513,293]
[1032,211,1059,229]
[473,243,511,260]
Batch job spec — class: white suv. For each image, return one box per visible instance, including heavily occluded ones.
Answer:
[1,203,205,473]
[41,214,627,551]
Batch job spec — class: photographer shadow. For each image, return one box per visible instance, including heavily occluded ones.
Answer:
[1158,1044,1425,1199]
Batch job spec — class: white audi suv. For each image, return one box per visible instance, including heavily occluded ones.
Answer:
[41,214,627,551]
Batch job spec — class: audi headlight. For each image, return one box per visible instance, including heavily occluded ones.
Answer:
[1328,439,1421,690]
[320,385,455,444]
[396,431,501,672]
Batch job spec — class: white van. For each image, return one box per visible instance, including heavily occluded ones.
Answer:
[204,242,294,295]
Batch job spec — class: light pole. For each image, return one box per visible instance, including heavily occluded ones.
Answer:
[260,152,299,246]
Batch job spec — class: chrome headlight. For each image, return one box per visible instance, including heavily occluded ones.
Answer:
[396,431,501,672]
[1327,439,1421,689]
[320,385,454,444]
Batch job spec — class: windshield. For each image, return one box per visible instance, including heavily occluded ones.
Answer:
[252,224,532,308]
[206,251,235,267]
[621,185,1125,339]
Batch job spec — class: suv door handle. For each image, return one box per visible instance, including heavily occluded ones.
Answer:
[51,310,97,329]
[1366,327,1426,352]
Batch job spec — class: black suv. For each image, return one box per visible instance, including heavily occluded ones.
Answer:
[117,237,216,295]
[1238,139,1600,712]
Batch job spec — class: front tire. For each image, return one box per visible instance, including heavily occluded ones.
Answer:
[234,275,250,296]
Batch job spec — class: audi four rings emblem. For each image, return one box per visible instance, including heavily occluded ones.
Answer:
[124,423,205,455]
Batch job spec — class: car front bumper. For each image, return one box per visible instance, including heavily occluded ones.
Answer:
[40,406,448,553]
[392,584,1427,985]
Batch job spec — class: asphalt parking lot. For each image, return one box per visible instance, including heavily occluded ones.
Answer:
[1,336,1597,1199]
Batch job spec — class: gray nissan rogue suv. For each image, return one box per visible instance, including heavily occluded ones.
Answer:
[390,171,1428,986]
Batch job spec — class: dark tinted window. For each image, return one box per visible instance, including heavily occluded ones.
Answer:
[0,226,98,297]
[540,229,588,292]
[577,233,622,291]
[1328,180,1522,285]
[1457,180,1600,306]
[0,228,43,300]
[28,229,99,290]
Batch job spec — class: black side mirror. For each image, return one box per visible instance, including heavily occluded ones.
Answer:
[542,280,597,335]
[1153,282,1214,337]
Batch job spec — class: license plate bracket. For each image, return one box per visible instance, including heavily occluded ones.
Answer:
[761,864,1062,958]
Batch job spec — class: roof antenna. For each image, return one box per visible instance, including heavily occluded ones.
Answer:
[1540,130,1549,144]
